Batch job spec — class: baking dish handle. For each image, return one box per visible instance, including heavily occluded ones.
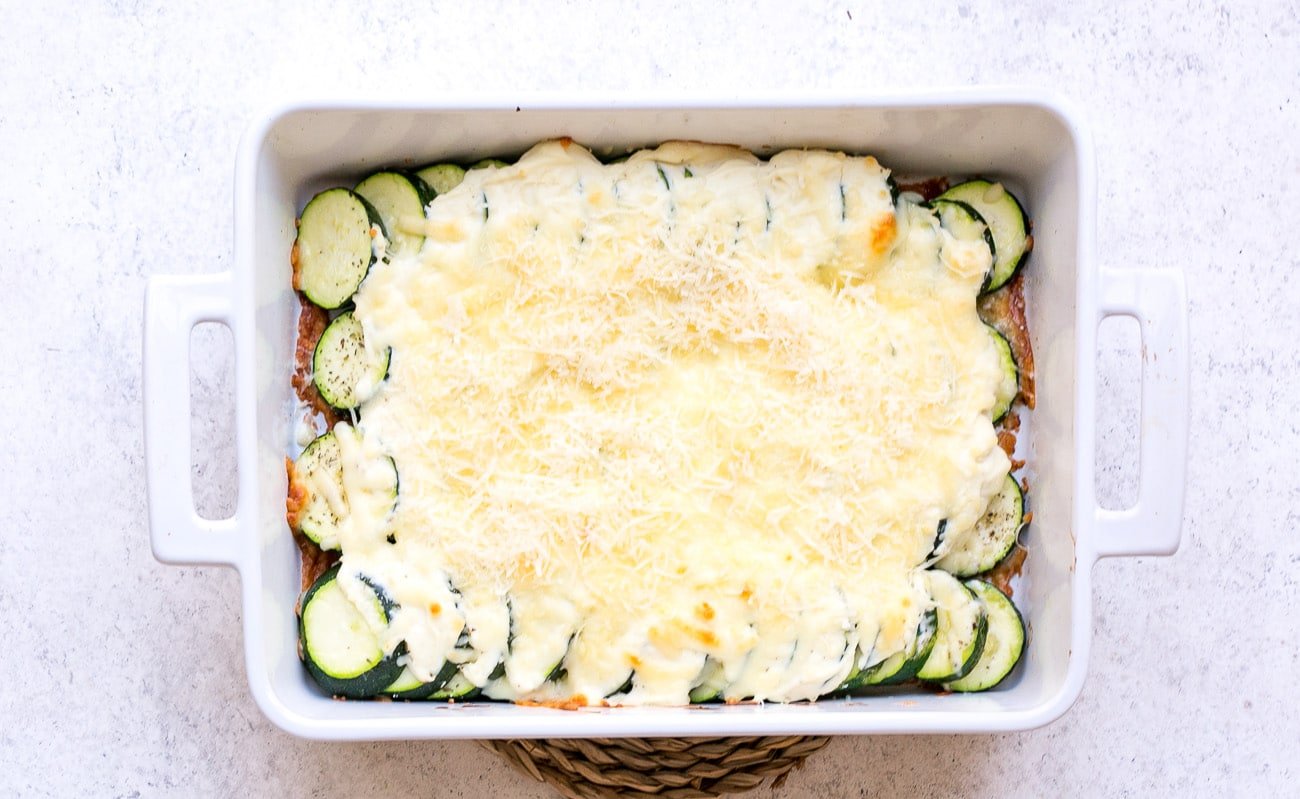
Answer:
[1093,267,1189,559]
[143,271,241,567]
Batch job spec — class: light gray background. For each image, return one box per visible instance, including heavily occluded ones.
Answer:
[2,0,1296,796]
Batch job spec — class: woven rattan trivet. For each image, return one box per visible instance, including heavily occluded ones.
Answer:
[482,736,831,798]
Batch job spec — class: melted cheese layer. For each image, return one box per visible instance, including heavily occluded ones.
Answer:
[334,140,1009,705]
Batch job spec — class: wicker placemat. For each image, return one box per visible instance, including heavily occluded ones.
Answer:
[482,736,831,798]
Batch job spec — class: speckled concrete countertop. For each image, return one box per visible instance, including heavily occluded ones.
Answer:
[3,1,1297,795]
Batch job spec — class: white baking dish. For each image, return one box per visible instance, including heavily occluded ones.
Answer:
[143,90,1187,740]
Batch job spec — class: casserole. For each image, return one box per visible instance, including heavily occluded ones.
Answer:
[289,140,1031,706]
[143,91,1188,739]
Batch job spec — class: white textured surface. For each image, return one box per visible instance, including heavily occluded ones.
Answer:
[2,0,1296,796]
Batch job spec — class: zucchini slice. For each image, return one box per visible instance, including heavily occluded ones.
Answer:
[776,588,858,700]
[721,611,799,702]
[988,324,1020,423]
[543,635,574,683]
[936,180,1030,293]
[465,160,510,223]
[354,170,433,257]
[915,571,988,683]
[430,671,481,701]
[688,657,727,703]
[381,661,457,701]
[945,580,1026,692]
[606,672,635,699]
[295,188,385,310]
[454,590,512,688]
[834,648,869,694]
[861,608,938,687]
[291,432,343,549]
[501,593,579,694]
[291,430,399,550]
[311,311,391,410]
[929,518,949,559]
[299,565,403,698]
[415,163,467,196]
[932,199,994,255]
[935,474,1025,577]
[932,198,995,284]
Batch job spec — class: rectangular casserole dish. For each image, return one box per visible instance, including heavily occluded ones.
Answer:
[143,90,1188,740]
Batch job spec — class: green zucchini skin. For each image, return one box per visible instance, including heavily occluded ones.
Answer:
[382,667,435,700]
[944,580,1026,693]
[929,518,949,559]
[544,634,575,683]
[606,672,635,699]
[299,565,404,698]
[381,661,459,700]
[295,188,386,310]
[408,170,437,207]
[430,671,481,701]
